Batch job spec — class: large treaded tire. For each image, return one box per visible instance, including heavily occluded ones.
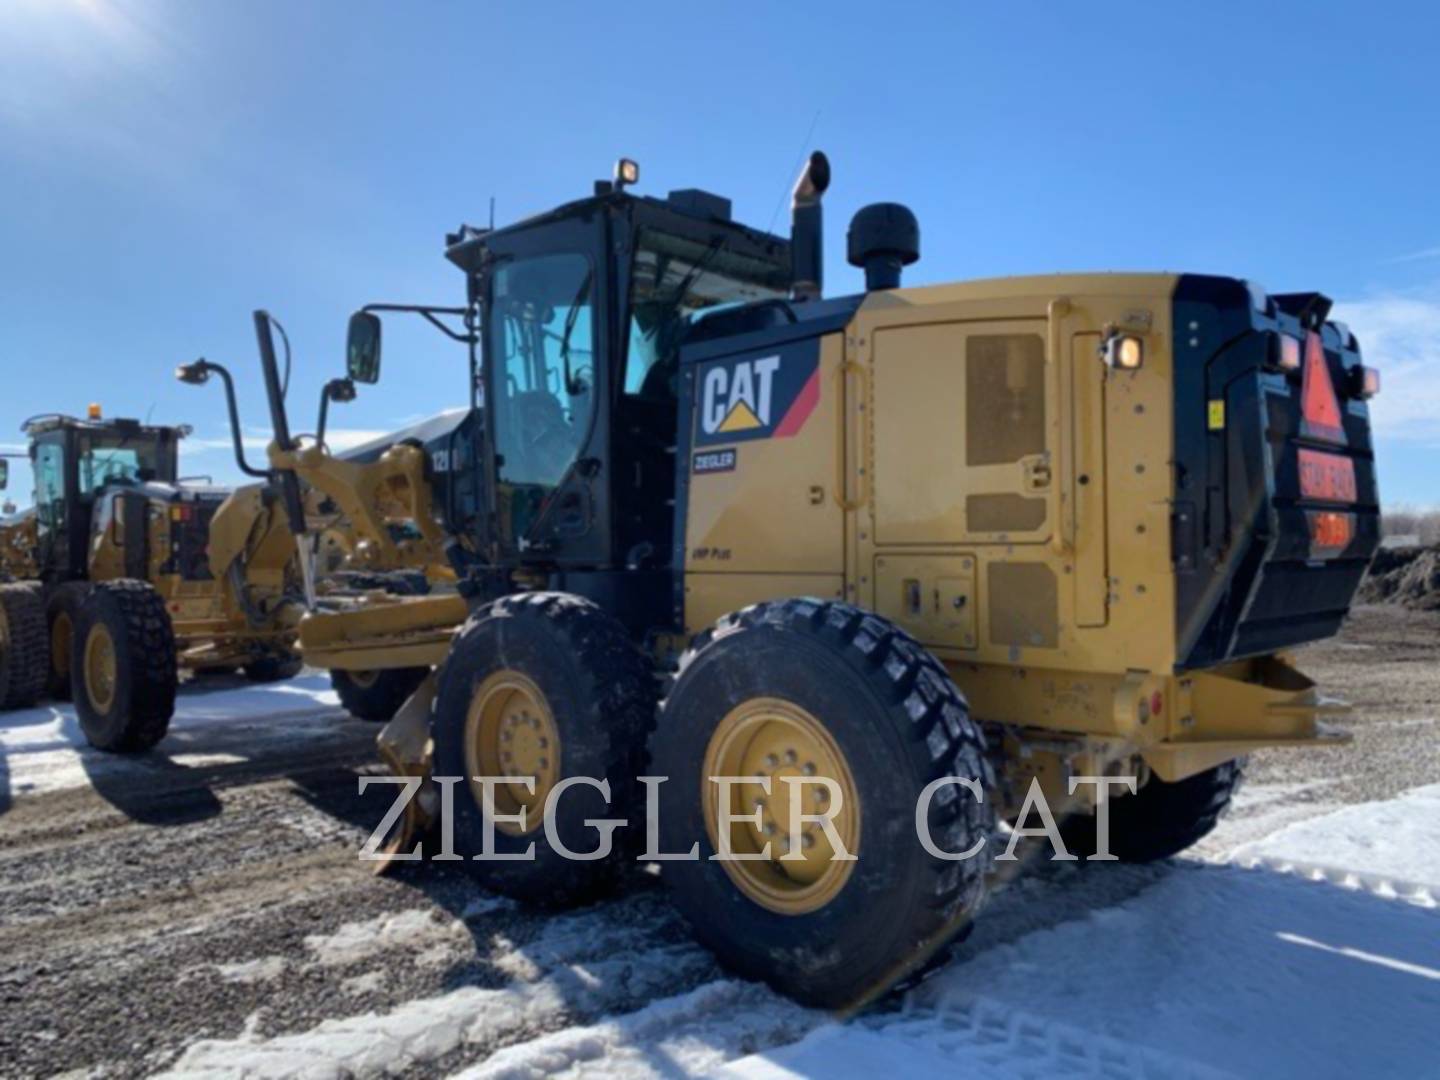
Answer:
[332,667,429,722]
[1060,759,1246,862]
[431,591,658,907]
[44,582,91,701]
[651,598,996,1009]
[72,580,177,753]
[0,582,48,709]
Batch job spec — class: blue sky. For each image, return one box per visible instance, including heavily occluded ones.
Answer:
[2,0,1437,506]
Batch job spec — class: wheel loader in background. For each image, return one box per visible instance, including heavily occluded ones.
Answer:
[0,410,303,750]
[190,152,1381,1008]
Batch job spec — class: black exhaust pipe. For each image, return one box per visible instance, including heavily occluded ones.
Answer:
[789,151,830,302]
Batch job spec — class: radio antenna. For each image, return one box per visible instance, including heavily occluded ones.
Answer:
[766,108,822,235]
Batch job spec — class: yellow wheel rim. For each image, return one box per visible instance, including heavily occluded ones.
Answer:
[348,669,380,689]
[463,670,560,837]
[84,624,118,714]
[702,697,860,916]
[51,612,73,681]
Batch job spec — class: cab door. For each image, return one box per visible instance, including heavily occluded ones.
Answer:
[479,218,615,567]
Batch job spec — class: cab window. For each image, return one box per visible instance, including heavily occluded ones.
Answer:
[488,253,597,535]
[624,229,788,399]
[33,441,65,531]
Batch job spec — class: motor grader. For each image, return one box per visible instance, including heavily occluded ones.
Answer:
[194,153,1380,1008]
[0,410,303,750]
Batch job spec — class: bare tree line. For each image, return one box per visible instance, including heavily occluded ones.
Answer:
[1381,507,1440,546]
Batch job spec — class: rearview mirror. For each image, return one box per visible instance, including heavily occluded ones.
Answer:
[0,459,8,491]
[346,311,382,384]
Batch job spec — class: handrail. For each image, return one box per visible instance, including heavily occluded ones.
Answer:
[833,358,868,512]
[1048,297,1073,555]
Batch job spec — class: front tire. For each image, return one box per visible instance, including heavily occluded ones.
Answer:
[72,580,176,752]
[331,667,429,722]
[651,599,996,1009]
[431,592,657,906]
[0,583,48,709]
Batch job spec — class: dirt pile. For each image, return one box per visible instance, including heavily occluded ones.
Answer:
[1359,545,1440,609]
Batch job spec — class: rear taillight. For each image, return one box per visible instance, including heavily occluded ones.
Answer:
[1268,333,1302,374]
[1349,365,1380,400]
[1309,510,1353,553]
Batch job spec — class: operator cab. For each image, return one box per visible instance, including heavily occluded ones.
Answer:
[20,413,182,582]
[440,166,791,620]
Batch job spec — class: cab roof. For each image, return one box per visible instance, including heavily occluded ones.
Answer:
[442,188,789,276]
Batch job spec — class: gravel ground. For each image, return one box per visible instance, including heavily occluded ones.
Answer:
[0,606,1434,1079]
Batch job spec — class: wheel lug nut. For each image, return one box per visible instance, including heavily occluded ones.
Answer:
[802,762,816,776]
[763,823,776,836]
[784,749,797,765]
[802,833,815,849]
[763,753,778,768]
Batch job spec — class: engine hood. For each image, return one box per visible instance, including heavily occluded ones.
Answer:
[339,409,471,464]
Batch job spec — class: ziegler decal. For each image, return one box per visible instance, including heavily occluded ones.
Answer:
[693,448,737,474]
[695,339,820,447]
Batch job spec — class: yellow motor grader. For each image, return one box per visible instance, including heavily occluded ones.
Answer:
[195,154,1380,1008]
[0,410,303,750]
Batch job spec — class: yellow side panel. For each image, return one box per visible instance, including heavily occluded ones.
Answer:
[852,281,1178,676]
[684,573,845,636]
[683,334,845,575]
[872,554,977,650]
[871,320,1051,546]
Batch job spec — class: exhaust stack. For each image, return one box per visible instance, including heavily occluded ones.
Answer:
[789,151,831,301]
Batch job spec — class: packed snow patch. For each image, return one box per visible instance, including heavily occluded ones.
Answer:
[0,674,348,799]
[215,957,288,985]
[729,855,1440,1079]
[452,980,817,1080]
[164,903,722,1078]
[304,909,464,968]
[1231,781,1440,900]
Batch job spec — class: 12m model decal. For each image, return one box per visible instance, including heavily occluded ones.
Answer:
[694,338,821,447]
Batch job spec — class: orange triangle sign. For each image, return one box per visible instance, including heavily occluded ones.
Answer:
[718,400,763,432]
[1301,331,1344,444]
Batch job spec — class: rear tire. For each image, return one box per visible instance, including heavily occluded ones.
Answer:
[331,667,429,722]
[1059,760,1246,862]
[0,582,48,709]
[72,580,176,753]
[44,583,91,701]
[651,599,996,1009]
[431,592,657,906]
[243,655,304,683]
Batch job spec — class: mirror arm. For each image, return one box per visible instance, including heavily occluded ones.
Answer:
[176,359,269,479]
[315,378,356,448]
[360,303,476,344]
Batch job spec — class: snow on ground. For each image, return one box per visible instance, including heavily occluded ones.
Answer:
[725,786,1440,1080]
[305,908,474,968]
[1231,781,1440,897]
[0,673,344,799]
[10,648,1433,1078]
[163,904,739,1078]
[155,784,1440,1079]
